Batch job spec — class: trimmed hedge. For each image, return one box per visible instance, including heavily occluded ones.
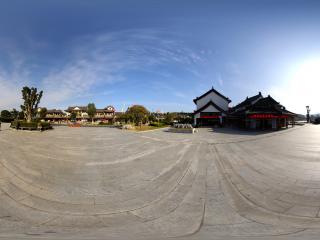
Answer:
[10,120,52,130]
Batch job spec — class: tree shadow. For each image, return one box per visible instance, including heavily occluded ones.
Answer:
[203,126,292,136]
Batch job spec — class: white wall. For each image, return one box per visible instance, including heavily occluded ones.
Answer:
[196,91,229,111]
[200,104,220,112]
[194,113,200,125]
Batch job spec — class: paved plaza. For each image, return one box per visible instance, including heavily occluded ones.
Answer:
[1,123,320,239]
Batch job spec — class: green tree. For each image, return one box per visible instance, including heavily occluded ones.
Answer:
[1,110,12,122]
[117,113,128,123]
[148,114,156,123]
[11,108,19,120]
[87,103,97,123]
[164,112,177,124]
[20,86,43,122]
[18,111,24,120]
[70,112,77,121]
[126,105,149,125]
[39,107,47,119]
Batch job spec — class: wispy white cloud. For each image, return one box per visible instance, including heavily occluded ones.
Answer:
[173,91,187,98]
[0,29,205,110]
[0,76,22,109]
[150,80,188,99]
[0,52,31,109]
[40,29,204,107]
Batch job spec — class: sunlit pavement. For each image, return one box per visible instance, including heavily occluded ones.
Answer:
[1,123,320,239]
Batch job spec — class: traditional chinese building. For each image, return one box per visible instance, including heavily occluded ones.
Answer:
[95,106,115,121]
[65,106,88,119]
[193,87,231,126]
[45,109,67,122]
[229,93,296,130]
[65,106,115,122]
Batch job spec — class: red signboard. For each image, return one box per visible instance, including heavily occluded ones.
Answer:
[249,114,288,119]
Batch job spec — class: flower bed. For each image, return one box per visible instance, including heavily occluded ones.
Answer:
[68,123,81,128]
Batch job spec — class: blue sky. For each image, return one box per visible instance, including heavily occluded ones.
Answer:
[1,0,320,114]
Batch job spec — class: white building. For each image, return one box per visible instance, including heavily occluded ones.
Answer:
[193,87,231,126]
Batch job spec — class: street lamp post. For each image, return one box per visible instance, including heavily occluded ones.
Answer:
[306,106,311,123]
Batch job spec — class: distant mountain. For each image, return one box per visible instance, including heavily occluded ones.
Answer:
[311,114,320,122]
[295,114,306,121]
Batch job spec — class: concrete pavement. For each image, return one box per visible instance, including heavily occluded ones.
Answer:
[0,123,320,239]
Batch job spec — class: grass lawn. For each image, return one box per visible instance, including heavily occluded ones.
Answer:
[133,125,168,131]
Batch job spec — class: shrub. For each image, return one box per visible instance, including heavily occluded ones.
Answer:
[98,121,110,125]
[10,120,51,130]
[0,110,13,122]
[39,122,51,129]
[149,122,166,127]
[19,122,38,128]
[0,118,13,123]
[10,120,20,129]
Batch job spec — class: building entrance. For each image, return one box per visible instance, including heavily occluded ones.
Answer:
[196,118,221,127]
